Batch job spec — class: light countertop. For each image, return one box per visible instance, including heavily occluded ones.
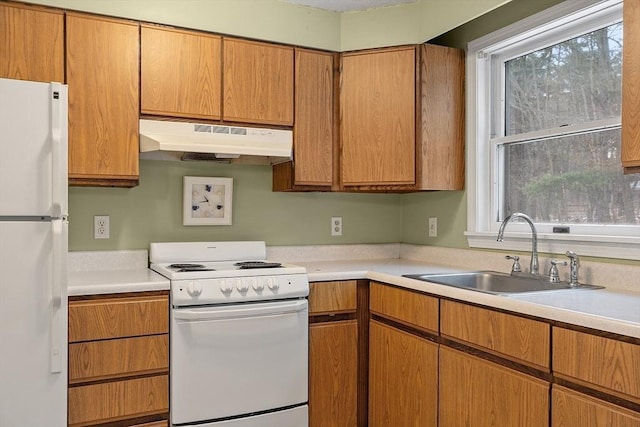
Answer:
[296,259,640,339]
[67,269,169,296]
[65,255,639,339]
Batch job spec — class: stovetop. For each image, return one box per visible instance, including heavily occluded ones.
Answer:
[149,241,308,306]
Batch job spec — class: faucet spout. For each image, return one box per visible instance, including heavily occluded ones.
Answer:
[497,212,539,275]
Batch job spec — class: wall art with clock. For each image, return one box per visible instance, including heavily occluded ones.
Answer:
[183,176,233,225]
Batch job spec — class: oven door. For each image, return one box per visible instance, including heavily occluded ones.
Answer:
[171,299,308,426]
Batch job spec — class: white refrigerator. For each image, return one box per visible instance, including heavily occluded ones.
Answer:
[0,78,68,426]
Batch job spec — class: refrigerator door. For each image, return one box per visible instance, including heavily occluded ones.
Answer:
[0,219,68,427]
[0,78,68,217]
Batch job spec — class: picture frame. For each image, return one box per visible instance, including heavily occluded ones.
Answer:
[183,176,233,225]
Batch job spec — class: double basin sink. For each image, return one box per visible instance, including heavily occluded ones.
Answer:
[403,271,603,295]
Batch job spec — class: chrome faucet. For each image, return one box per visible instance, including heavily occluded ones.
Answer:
[497,212,539,275]
[565,251,580,286]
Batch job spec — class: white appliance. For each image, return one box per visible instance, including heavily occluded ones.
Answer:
[139,119,293,164]
[0,78,68,426]
[150,241,309,427]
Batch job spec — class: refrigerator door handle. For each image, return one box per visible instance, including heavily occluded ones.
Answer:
[50,219,66,373]
[50,82,66,219]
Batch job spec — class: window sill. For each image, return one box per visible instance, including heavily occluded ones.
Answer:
[465,231,640,261]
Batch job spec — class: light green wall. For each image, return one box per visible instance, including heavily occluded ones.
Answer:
[400,191,468,248]
[69,160,402,250]
[26,0,509,51]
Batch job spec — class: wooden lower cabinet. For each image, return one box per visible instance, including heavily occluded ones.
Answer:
[68,293,169,427]
[309,320,358,427]
[439,346,549,427]
[369,320,438,426]
[68,376,169,426]
[552,386,640,427]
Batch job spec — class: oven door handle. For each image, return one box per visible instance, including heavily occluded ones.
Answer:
[173,299,308,321]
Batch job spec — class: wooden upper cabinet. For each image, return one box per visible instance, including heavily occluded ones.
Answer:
[341,46,416,187]
[273,49,334,191]
[417,44,465,190]
[622,0,640,173]
[66,13,140,187]
[141,25,222,120]
[223,38,294,126]
[0,3,63,83]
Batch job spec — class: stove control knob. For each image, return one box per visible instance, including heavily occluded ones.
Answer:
[266,277,279,291]
[237,278,250,293]
[187,281,203,297]
[252,278,265,292]
[219,279,233,294]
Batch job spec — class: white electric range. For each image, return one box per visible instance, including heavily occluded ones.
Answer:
[150,241,309,427]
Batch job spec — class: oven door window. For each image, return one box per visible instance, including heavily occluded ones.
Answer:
[170,299,308,425]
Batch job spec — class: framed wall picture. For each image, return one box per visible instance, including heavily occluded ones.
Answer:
[183,176,233,225]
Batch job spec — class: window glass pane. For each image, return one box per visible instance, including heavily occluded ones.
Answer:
[500,128,640,225]
[505,22,622,136]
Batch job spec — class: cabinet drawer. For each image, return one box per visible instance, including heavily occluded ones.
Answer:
[552,385,640,427]
[553,327,640,403]
[309,281,357,315]
[69,335,169,384]
[369,282,438,334]
[68,375,169,426]
[441,300,550,370]
[69,295,168,342]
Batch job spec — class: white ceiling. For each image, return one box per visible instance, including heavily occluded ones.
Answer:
[283,0,417,12]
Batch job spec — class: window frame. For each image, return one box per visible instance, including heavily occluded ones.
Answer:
[466,0,640,260]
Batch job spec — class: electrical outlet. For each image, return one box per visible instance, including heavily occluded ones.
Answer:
[428,217,437,237]
[94,215,110,239]
[331,216,343,236]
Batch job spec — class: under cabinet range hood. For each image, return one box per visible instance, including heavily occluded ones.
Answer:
[139,119,293,164]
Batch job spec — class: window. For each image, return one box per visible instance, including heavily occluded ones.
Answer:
[467,0,640,260]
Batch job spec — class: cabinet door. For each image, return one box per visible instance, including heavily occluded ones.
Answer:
[309,320,358,427]
[141,25,222,120]
[622,0,640,172]
[552,386,640,427]
[66,13,139,187]
[274,48,334,191]
[417,44,465,190]
[223,38,293,125]
[0,3,63,83]
[439,346,549,427]
[369,320,437,426]
[341,46,416,187]
[293,49,334,186]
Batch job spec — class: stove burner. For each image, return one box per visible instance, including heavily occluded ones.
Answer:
[234,261,283,269]
[168,263,206,269]
[177,268,217,272]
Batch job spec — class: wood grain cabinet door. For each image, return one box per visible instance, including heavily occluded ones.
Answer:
[439,346,549,427]
[0,3,63,83]
[223,38,294,126]
[66,13,140,187]
[369,320,438,427]
[141,25,222,120]
[341,46,416,187]
[552,386,640,427]
[309,320,358,427]
[293,49,334,186]
[622,0,640,172]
